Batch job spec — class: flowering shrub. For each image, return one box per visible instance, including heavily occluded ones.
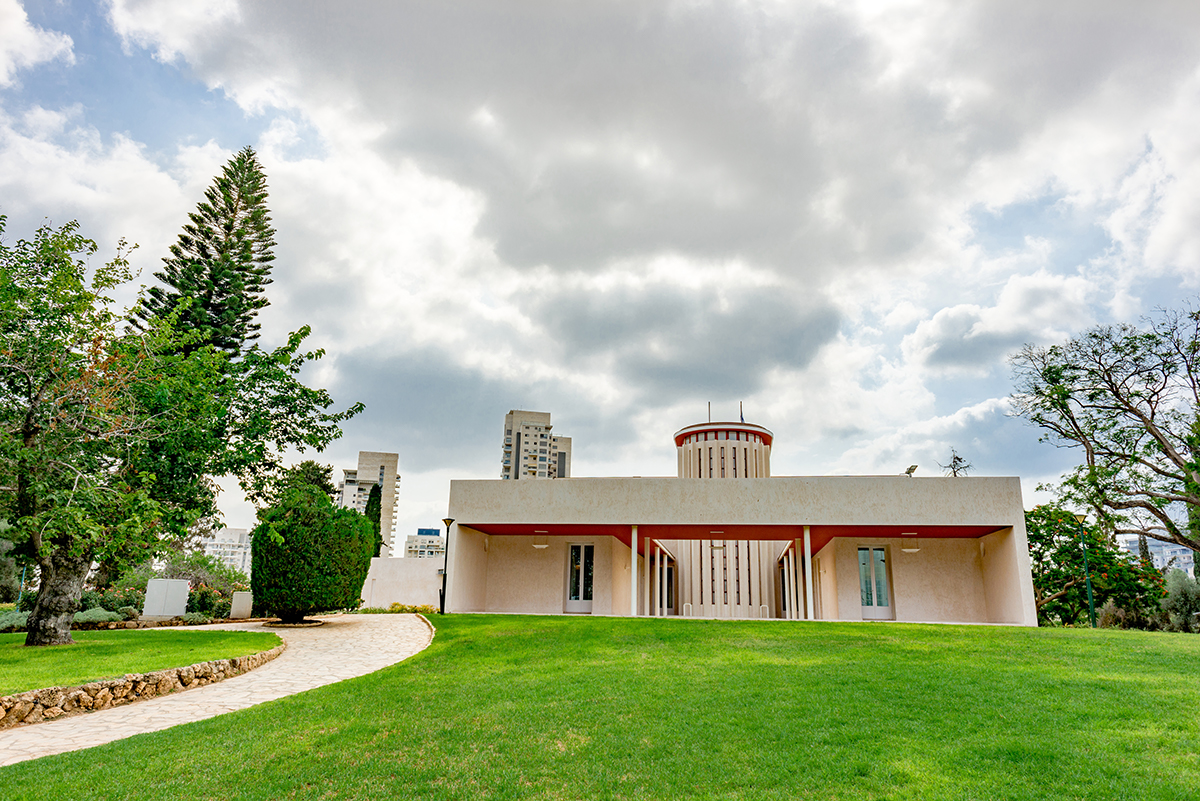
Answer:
[99,587,145,613]
[187,584,232,620]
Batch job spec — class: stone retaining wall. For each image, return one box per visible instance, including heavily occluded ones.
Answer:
[0,642,286,730]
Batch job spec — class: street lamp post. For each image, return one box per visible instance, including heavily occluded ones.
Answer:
[439,517,454,615]
[1074,514,1097,628]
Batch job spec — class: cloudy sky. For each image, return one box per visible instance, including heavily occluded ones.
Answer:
[3,0,1200,541]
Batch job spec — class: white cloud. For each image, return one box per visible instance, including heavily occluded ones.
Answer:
[902,270,1094,374]
[0,0,72,87]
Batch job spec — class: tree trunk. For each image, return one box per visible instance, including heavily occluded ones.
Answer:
[24,550,91,646]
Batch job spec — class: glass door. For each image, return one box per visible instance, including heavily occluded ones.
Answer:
[858,547,893,620]
[565,543,594,613]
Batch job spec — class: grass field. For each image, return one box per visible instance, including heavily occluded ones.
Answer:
[0,630,282,696]
[1,615,1198,800]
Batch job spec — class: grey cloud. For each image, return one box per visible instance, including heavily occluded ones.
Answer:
[328,348,551,474]
[527,282,840,399]
[141,3,940,275]
[327,345,668,473]
[127,1,1200,294]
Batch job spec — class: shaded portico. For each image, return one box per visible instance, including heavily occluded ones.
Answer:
[444,476,1037,626]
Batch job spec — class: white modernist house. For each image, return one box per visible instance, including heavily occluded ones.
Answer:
[444,420,1038,626]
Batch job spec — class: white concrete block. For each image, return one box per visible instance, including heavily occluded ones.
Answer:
[143,579,190,617]
[229,591,253,619]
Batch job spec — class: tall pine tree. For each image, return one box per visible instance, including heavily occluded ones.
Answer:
[137,146,275,355]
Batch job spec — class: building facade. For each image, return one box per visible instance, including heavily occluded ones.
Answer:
[335,451,401,556]
[444,420,1038,626]
[201,527,250,577]
[501,410,572,480]
[1116,534,1195,578]
[406,529,446,559]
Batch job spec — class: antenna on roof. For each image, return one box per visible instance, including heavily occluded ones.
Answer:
[740,401,744,423]
[708,401,711,422]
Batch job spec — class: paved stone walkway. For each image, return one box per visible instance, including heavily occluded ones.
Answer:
[0,613,433,767]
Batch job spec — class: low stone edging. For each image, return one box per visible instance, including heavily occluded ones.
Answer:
[0,641,286,730]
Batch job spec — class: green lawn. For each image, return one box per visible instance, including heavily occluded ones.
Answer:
[2,616,1199,800]
[0,630,281,696]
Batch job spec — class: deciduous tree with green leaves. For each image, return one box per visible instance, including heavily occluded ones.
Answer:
[1,215,361,645]
[0,218,222,644]
[1011,305,1200,566]
[1025,505,1163,626]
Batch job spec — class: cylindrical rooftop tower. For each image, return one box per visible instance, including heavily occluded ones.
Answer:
[674,421,773,478]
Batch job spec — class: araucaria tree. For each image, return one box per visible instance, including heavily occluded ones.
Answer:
[135,146,275,355]
[1011,304,1200,559]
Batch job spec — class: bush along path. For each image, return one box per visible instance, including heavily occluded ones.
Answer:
[0,613,433,767]
[0,641,286,729]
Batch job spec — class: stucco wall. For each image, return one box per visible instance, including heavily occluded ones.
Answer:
[892,539,987,623]
[446,524,488,612]
[475,535,615,615]
[361,557,442,608]
[484,535,564,614]
[610,537,633,616]
[981,527,1038,625]
[830,537,991,623]
[815,544,838,620]
[449,475,1026,528]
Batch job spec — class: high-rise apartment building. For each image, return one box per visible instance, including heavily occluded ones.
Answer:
[406,528,446,558]
[1116,534,1195,578]
[334,451,401,556]
[201,527,251,577]
[501,410,571,479]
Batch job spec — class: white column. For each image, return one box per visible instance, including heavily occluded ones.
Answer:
[657,544,664,616]
[643,532,650,617]
[784,548,795,620]
[739,541,748,609]
[630,525,638,616]
[689,539,699,614]
[803,525,815,621]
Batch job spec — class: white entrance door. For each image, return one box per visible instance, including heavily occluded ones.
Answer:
[565,543,594,613]
[858,547,893,620]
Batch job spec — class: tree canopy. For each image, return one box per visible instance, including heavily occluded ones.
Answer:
[1025,505,1163,626]
[0,218,220,643]
[277,459,336,499]
[0,210,360,645]
[1011,305,1200,556]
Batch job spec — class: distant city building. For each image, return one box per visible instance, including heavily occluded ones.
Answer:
[406,529,446,559]
[1116,534,1195,578]
[501,410,571,480]
[334,451,401,556]
[201,528,250,577]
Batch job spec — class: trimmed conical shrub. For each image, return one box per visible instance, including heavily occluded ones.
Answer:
[251,485,373,623]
